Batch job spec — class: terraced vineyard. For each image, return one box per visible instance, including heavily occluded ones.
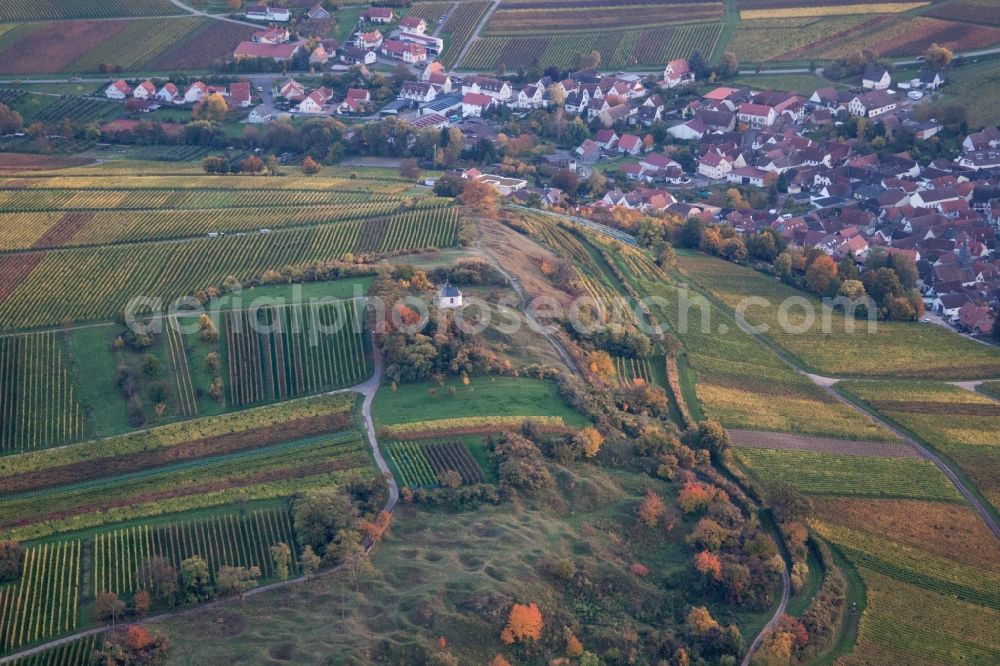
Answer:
[0,331,85,452]
[0,174,461,330]
[0,540,81,652]
[93,508,299,598]
[225,301,369,407]
[387,440,487,487]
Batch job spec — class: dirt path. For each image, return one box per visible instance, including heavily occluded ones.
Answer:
[0,336,397,665]
[741,566,790,666]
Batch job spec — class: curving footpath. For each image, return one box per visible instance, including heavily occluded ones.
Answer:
[0,336,396,665]
[741,565,790,666]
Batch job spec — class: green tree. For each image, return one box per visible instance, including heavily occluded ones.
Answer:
[216,565,260,600]
[0,541,23,582]
[95,591,126,625]
[270,542,291,581]
[298,545,321,577]
[192,93,228,122]
[292,488,359,554]
[180,556,213,604]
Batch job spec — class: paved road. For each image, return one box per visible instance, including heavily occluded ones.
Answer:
[449,0,502,71]
[431,2,458,38]
[0,334,397,665]
[738,46,1000,77]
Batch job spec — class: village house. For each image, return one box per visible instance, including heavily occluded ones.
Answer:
[461,92,493,117]
[252,27,289,44]
[132,80,156,100]
[575,139,601,164]
[279,78,306,101]
[399,16,427,34]
[399,81,437,104]
[233,40,302,62]
[848,90,897,118]
[919,69,944,90]
[361,7,394,23]
[698,151,734,180]
[862,64,891,90]
[298,87,333,114]
[461,76,512,102]
[309,44,330,65]
[381,39,428,64]
[156,83,179,104]
[355,30,383,50]
[617,133,643,156]
[399,31,443,56]
[307,3,330,20]
[512,83,545,109]
[184,81,209,104]
[663,59,694,88]
[336,88,370,114]
[341,46,376,66]
[593,129,618,150]
[105,80,131,100]
[738,103,777,128]
[245,5,290,22]
[229,82,252,108]
[247,107,272,124]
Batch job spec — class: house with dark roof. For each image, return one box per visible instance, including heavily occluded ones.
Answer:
[862,64,891,90]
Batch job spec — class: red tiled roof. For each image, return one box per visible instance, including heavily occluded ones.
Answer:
[462,92,492,107]
[233,41,300,59]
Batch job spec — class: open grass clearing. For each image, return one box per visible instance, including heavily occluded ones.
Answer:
[374,376,588,427]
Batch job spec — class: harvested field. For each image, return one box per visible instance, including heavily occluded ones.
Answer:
[797,15,1000,59]
[0,20,130,75]
[149,20,255,70]
[728,429,916,458]
[924,0,1000,26]
[0,154,92,173]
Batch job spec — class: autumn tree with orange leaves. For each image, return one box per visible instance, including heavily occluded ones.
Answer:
[694,550,723,581]
[501,603,543,644]
[638,490,667,527]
